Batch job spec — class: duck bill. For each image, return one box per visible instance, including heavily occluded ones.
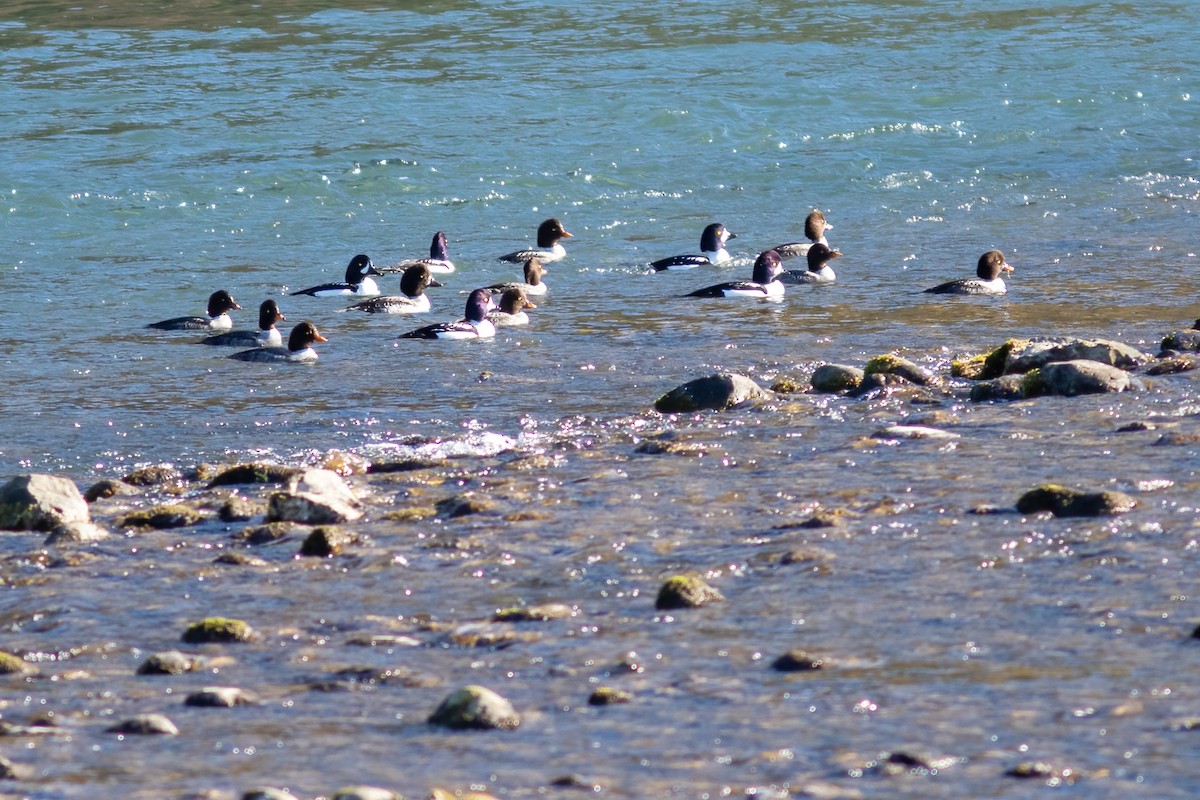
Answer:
[313,332,328,343]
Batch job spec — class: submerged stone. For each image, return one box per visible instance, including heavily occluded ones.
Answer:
[0,474,90,531]
[0,651,34,675]
[137,650,204,675]
[771,649,825,672]
[208,462,300,487]
[184,687,261,707]
[810,363,865,393]
[44,521,111,545]
[654,373,769,413]
[1016,484,1137,517]
[1146,354,1199,375]
[181,617,256,644]
[120,504,204,529]
[428,685,521,730]
[299,526,359,557]
[123,464,183,487]
[655,575,724,610]
[105,713,179,735]
[588,686,633,706]
[331,788,401,800]
[84,478,139,502]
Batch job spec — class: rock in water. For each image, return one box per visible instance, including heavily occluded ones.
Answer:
[428,685,521,730]
[1022,360,1138,397]
[0,474,90,531]
[655,575,724,609]
[654,373,769,413]
[810,364,864,393]
[1001,337,1146,374]
[863,353,935,386]
[267,468,362,524]
[1016,484,1137,517]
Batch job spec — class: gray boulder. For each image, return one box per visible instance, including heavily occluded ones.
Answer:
[1002,337,1146,374]
[0,474,89,531]
[428,685,521,730]
[810,364,864,393]
[654,373,769,413]
[1023,359,1140,397]
[1161,324,1200,353]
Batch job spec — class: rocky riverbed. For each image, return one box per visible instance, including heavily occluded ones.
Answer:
[3,330,1200,799]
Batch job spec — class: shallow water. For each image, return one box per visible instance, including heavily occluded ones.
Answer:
[2,1,1200,798]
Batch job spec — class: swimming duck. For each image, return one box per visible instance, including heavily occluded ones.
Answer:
[650,223,737,270]
[924,251,1013,295]
[398,289,497,340]
[380,231,455,275]
[199,299,285,346]
[146,290,241,331]
[228,321,326,363]
[343,265,442,314]
[488,287,536,326]
[485,258,548,296]
[291,254,381,297]
[780,243,842,285]
[687,249,785,299]
[498,218,572,264]
[771,210,833,261]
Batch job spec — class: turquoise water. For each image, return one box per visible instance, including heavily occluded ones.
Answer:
[2,1,1197,474]
[3,2,1200,798]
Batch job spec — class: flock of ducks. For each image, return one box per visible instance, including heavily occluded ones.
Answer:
[145,213,1014,362]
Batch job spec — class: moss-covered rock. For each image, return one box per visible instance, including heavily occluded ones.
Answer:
[122,464,183,487]
[493,603,575,622]
[1016,484,1137,517]
[181,617,256,644]
[428,685,521,730]
[863,353,934,386]
[0,474,90,531]
[654,373,769,413]
[770,377,805,394]
[1004,337,1145,374]
[810,364,865,393]
[207,462,300,488]
[1146,354,1199,375]
[119,504,204,529]
[655,575,724,610]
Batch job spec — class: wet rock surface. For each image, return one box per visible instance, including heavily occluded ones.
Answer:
[654,373,770,412]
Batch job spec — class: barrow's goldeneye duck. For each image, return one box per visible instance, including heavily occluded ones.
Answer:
[687,249,785,299]
[485,257,548,296]
[771,210,832,261]
[488,287,536,327]
[146,289,241,331]
[380,231,455,275]
[199,299,285,347]
[924,250,1013,295]
[498,218,572,264]
[651,222,737,271]
[229,321,326,363]
[343,265,442,314]
[780,243,842,285]
[291,254,381,297]
[398,289,497,340]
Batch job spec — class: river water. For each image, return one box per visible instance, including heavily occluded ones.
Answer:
[2,1,1200,798]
